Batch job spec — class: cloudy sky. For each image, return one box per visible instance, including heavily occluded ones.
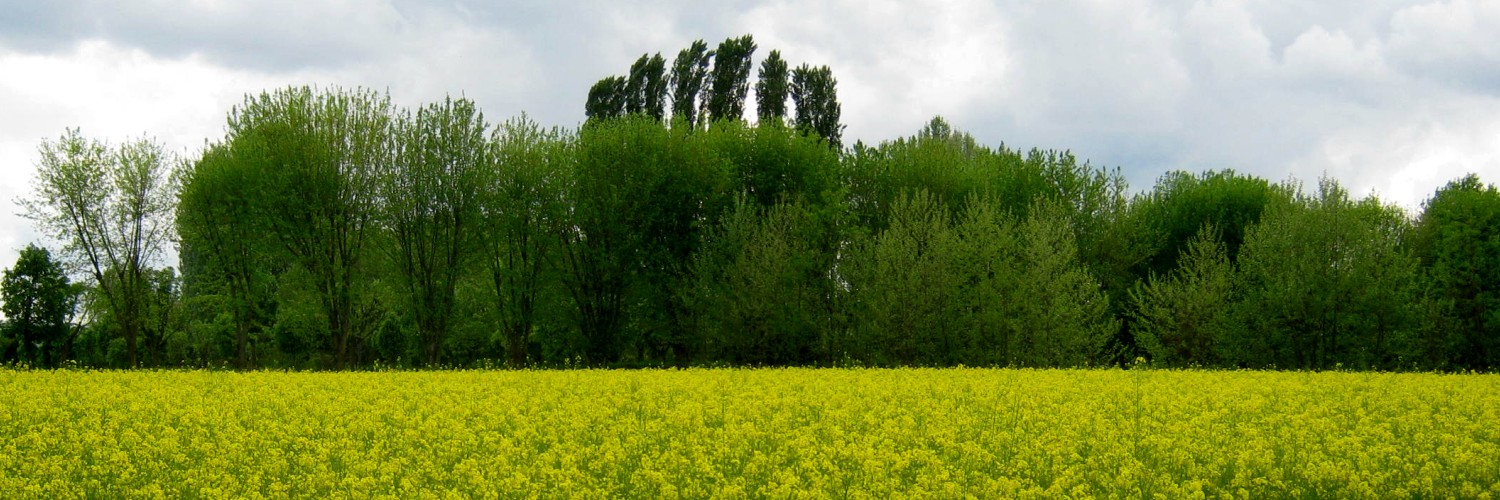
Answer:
[2,0,1499,274]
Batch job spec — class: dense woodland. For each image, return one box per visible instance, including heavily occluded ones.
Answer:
[4,36,1498,371]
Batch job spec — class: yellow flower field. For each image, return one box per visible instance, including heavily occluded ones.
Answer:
[0,368,1496,499]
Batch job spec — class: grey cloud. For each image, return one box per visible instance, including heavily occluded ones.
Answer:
[1,0,1496,211]
[0,0,409,70]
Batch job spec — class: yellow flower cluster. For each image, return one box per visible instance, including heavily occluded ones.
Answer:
[0,368,1495,498]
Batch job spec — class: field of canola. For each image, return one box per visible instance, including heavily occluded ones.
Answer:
[0,368,1497,499]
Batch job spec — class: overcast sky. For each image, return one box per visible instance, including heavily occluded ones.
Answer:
[3,0,1499,275]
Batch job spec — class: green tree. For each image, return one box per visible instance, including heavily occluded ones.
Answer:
[1232,179,1420,370]
[843,117,991,229]
[704,120,840,208]
[685,199,829,365]
[381,97,488,367]
[585,76,628,124]
[1,245,76,367]
[755,50,789,125]
[1133,170,1275,277]
[174,241,243,367]
[1412,174,1500,369]
[561,117,730,364]
[1129,225,1237,367]
[228,86,393,369]
[945,196,1020,365]
[139,267,181,366]
[706,35,757,124]
[22,129,178,368]
[1008,200,1117,366]
[623,53,669,121]
[177,141,270,368]
[843,190,963,365]
[560,118,657,363]
[482,115,572,366]
[790,64,844,150]
[669,40,714,128]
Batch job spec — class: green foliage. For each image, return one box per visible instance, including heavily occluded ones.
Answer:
[1412,174,1500,369]
[22,129,178,368]
[177,140,271,368]
[1134,170,1275,277]
[669,40,713,128]
[591,54,671,125]
[265,265,329,368]
[706,35,757,124]
[482,115,572,367]
[1230,179,1421,370]
[585,76,628,123]
[1007,200,1118,366]
[624,53,669,121]
[1,245,76,367]
[25,41,1483,371]
[843,190,961,365]
[755,50,789,125]
[704,120,840,208]
[790,64,844,150]
[1113,170,1273,365]
[227,85,393,369]
[844,118,1128,247]
[138,267,182,367]
[561,116,731,364]
[381,96,488,366]
[840,191,1113,367]
[686,200,830,365]
[1129,225,1236,367]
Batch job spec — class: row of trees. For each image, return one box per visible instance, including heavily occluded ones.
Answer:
[586,35,844,149]
[5,59,1498,372]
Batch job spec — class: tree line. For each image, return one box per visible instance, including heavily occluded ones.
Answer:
[4,37,1498,371]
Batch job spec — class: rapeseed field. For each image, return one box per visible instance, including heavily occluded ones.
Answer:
[0,368,1495,498]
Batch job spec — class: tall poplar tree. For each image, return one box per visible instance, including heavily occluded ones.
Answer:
[585,76,628,124]
[624,53,669,121]
[669,40,714,128]
[790,64,844,149]
[706,35,757,124]
[756,50,789,125]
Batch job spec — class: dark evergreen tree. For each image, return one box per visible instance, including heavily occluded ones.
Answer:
[1129,225,1236,367]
